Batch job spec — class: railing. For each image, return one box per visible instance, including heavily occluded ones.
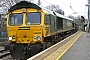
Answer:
[0,32,7,42]
[0,38,8,42]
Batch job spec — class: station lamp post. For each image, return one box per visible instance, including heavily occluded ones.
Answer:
[86,4,90,36]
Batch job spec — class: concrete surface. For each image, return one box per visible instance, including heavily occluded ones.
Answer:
[59,32,90,60]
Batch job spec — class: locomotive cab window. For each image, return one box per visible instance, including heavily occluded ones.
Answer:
[9,14,23,26]
[26,12,41,25]
[44,14,51,25]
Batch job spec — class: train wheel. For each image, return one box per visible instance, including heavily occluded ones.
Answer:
[29,43,43,56]
[10,43,26,59]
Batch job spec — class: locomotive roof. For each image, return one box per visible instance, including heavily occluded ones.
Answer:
[42,8,74,21]
[8,1,41,12]
[54,12,74,21]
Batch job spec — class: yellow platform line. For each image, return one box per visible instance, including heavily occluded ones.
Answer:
[56,32,82,60]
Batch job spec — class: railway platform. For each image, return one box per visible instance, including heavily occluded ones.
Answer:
[58,32,90,60]
[27,31,89,60]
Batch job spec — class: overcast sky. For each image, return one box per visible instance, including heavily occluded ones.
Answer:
[34,0,88,18]
[0,0,88,18]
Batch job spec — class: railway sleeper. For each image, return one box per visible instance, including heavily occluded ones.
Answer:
[0,48,5,52]
[0,50,10,59]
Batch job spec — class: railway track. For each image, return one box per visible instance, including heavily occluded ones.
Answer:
[0,44,12,60]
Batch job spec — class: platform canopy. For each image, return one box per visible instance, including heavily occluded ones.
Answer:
[8,1,41,12]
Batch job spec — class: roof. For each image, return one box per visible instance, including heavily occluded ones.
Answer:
[42,8,73,21]
[8,1,41,12]
[42,8,55,15]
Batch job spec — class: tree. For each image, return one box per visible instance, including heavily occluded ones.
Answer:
[0,0,35,14]
[68,15,81,26]
[45,4,64,15]
[68,15,75,19]
[0,0,21,13]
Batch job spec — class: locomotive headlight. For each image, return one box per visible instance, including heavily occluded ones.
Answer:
[34,36,37,39]
[9,37,12,40]
[37,36,41,40]
[12,35,15,39]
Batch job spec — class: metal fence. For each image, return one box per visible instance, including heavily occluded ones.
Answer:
[0,19,7,42]
[0,32,7,42]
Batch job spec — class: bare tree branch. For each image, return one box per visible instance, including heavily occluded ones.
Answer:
[0,0,22,13]
[45,4,64,15]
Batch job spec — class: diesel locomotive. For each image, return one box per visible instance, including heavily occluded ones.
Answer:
[5,1,77,59]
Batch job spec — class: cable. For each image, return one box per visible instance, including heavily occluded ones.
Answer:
[59,0,76,14]
[42,0,52,5]
[69,5,76,14]
[57,0,76,14]
[42,0,71,15]
[59,0,69,7]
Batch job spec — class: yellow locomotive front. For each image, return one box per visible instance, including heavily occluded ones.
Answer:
[7,8,43,44]
[6,1,50,59]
